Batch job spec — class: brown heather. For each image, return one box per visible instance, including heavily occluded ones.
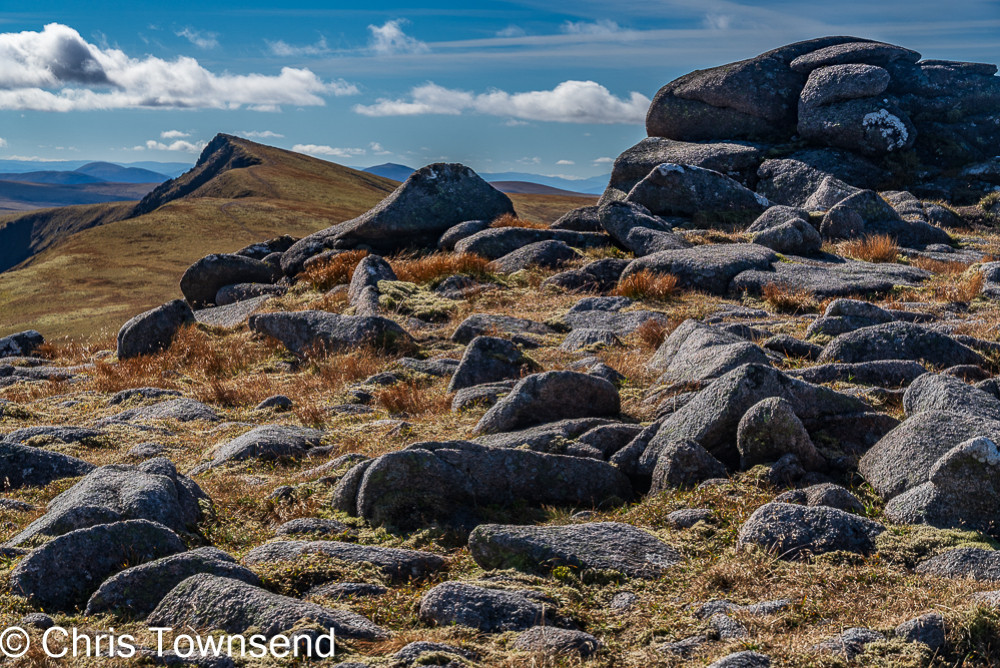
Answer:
[614,270,678,300]
[390,251,492,284]
[490,212,550,229]
[838,234,900,263]
[761,282,819,314]
[298,249,369,290]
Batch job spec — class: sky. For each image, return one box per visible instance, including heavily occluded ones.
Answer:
[0,0,999,179]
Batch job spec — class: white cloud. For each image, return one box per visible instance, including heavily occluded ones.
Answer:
[593,157,615,164]
[504,119,529,127]
[518,156,541,165]
[354,80,649,125]
[176,28,218,50]
[496,25,526,38]
[142,139,206,153]
[267,37,331,57]
[560,20,626,35]
[239,130,284,139]
[160,129,190,139]
[369,141,391,155]
[0,137,7,148]
[0,23,357,112]
[368,20,429,56]
[703,14,735,30]
[292,144,366,159]
[556,159,575,165]
[0,154,63,161]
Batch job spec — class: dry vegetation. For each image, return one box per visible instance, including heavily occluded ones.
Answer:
[838,234,901,263]
[761,282,820,314]
[614,270,678,301]
[490,212,550,229]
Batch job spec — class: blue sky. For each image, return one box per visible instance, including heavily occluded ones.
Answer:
[1,0,999,179]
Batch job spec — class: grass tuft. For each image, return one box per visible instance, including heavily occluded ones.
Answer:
[761,283,819,314]
[490,212,549,229]
[298,250,369,291]
[614,270,678,300]
[390,252,492,285]
[838,234,900,263]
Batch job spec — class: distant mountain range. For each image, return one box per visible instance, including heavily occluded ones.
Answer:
[0,159,190,178]
[0,162,171,213]
[361,163,609,196]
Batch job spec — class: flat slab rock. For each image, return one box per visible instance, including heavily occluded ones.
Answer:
[147,573,388,644]
[916,548,1000,581]
[249,310,413,354]
[732,257,929,298]
[419,581,562,632]
[737,502,885,560]
[468,522,680,578]
[241,540,445,583]
[191,425,325,473]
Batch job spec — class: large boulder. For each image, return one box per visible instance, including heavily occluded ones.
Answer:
[180,254,279,308]
[331,163,514,253]
[332,441,632,530]
[650,439,727,491]
[10,520,186,611]
[448,336,536,392]
[625,163,769,225]
[885,437,1000,537]
[737,502,885,559]
[0,442,94,489]
[818,322,984,367]
[7,458,210,547]
[626,364,875,474]
[820,190,952,247]
[737,397,824,470]
[474,371,620,434]
[600,137,764,203]
[621,243,777,296]
[490,240,578,273]
[116,299,195,360]
[731,257,929,298]
[191,425,325,473]
[147,574,388,646]
[805,298,896,338]
[468,522,680,578]
[0,330,44,357]
[903,373,1000,420]
[747,208,822,255]
[248,310,413,355]
[420,582,562,632]
[858,410,1000,500]
[646,36,869,141]
[85,546,261,618]
[648,319,770,388]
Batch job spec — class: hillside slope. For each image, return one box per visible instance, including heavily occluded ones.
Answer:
[0,135,592,338]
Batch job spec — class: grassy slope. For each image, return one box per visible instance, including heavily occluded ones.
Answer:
[0,137,594,339]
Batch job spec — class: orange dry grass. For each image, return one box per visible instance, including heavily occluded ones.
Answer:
[298,250,369,290]
[838,234,900,263]
[375,380,452,416]
[911,256,976,275]
[613,270,678,300]
[761,283,819,313]
[934,271,985,303]
[490,212,549,230]
[633,319,670,350]
[390,252,492,284]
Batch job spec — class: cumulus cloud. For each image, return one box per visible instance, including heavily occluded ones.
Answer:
[354,80,649,125]
[292,144,366,159]
[369,142,391,155]
[160,129,190,139]
[593,157,615,164]
[176,28,218,49]
[267,37,331,57]
[0,23,357,112]
[0,137,7,148]
[368,20,429,55]
[556,159,574,165]
[141,139,206,153]
[239,130,284,139]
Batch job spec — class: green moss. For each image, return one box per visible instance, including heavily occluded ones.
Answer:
[252,553,388,597]
[876,525,997,568]
[377,280,456,322]
[856,638,932,668]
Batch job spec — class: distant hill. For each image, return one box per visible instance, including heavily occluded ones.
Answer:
[0,171,105,185]
[363,163,418,182]
[0,181,158,215]
[490,181,596,197]
[74,162,169,184]
[0,159,191,179]
[362,163,609,196]
[0,135,595,338]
